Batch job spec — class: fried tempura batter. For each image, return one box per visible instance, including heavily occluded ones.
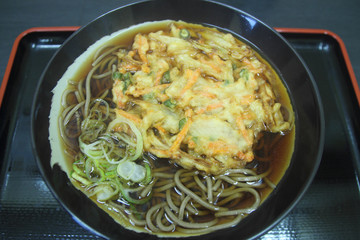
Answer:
[112,21,293,174]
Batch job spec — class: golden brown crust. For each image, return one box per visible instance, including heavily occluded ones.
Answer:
[112,21,293,174]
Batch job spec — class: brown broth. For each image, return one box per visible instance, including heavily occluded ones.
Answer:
[59,20,295,237]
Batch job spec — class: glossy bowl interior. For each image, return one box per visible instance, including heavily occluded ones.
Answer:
[31,0,325,239]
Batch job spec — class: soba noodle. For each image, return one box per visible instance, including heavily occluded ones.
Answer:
[51,20,294,237]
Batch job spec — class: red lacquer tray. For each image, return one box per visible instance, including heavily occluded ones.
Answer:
[0,27,359,239]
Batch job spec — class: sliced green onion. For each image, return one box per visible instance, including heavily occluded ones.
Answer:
[107,116,143,161]
[117,161,135,180]
[73,162,86,177]
[122,72,132,93]
[179,118,187,130]
[123,79,131,93]
[112,71,122,80]
[99,162,111,169]
[80,118,106,134]
[119,184,152,205]
[101,140,124,164]
[96,185,115,201]
[131,164,146,183]
[129,204,143,220]
[123,72,131,80]
[240,68,249,81]
[160,71,171,84]
[117,161,146,183]
[87,149,103,158]
[72,172,92,186]
[223,79,231,86]
[85,158,105,183]
[232,62,238,70]
[142,163,153,185]
[105,171,117,179]
[112,71,132,93]
[79,139,104,159]
[92,181,120,201]
[179,29,190,40]
[164,98,177,109]
[143,92,155,101]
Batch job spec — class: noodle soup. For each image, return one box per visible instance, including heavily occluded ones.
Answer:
[49,20,295,237]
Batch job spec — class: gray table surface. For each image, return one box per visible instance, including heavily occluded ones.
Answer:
[0,0,359,239]
[1,0,359,89]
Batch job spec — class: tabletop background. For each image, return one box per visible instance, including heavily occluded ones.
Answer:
[1,0,359,88]
[0,0,359,239]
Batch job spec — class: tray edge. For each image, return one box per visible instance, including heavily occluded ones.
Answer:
[275,27,360,107]
[0,25,357,239]
[0,26,80,109]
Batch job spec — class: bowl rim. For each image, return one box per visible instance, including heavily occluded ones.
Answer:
[31,0,325,239]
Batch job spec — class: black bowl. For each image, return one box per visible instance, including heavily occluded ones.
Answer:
[31,0,325,239]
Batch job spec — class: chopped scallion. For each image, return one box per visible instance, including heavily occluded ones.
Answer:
[160,71,171,84]
[164,98,177,109]
[224,79,231,86]
[123,72,131,80]
[143,163,152,185]
[123,79,131,93]
[117,161,146,183]
[119,184,152,205]
[143,92,155,101]
[192,136,199,144]
[71,172,92,186]
[232,63,238,70]
[240,68,249,81]
[112,71,122,80]
[179,118,187,130]
[179,29,190,40]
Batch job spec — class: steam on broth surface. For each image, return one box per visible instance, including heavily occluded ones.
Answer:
[49,20,295,237]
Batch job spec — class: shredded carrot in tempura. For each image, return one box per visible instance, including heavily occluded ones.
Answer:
[169,118,192,152]
[169,109,193,152]
[130,84,171,97]
[110,21,294,174]
[236,115,253,146]
[115,108,142,124]
[180,68,201,96]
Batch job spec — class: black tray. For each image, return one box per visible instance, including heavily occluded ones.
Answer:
[1,27,359,239]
